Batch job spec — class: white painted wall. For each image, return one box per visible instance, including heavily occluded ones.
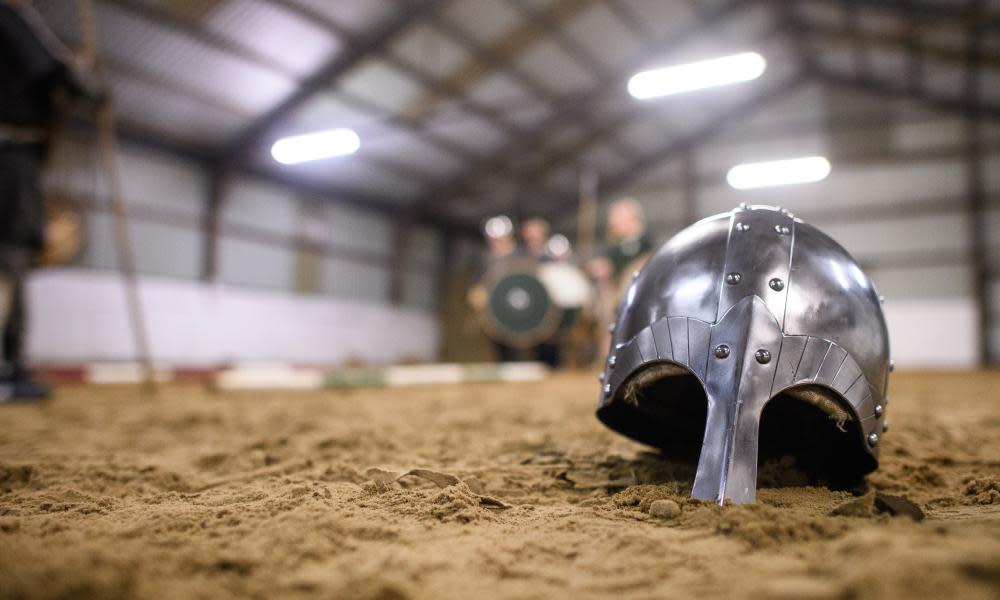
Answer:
[26,269,439,367]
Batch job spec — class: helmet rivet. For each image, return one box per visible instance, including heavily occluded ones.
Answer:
[879,295,885,304]
[598,372,605,382]
[867,432,879,447]
[714,344,731,359]
[734,222,750,232]
[874,404,884,417]
[609,355,617,368]
[768,277,785,291]
[889,360,895,372]
[754,349,771,364]
[608,323,616,333]
[725,272,742,285]
[882,421,889,433]
[632,270,640,280]
[603,383,611,395]
[774,225,790,235]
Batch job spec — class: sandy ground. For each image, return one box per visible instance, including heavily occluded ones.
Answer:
[0,371,999,600]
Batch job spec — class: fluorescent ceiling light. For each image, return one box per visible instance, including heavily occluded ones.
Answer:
[628,52,766,99]
[271,128,360,164]
[726,156,831,189]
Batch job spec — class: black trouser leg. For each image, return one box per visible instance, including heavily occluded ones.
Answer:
[3,276,24,368]
[493,341,520,363]
[533,341,561,369]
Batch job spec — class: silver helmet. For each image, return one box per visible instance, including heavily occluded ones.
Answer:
[597,205,890,504]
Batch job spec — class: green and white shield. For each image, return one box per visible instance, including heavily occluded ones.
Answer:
[480,258,562,348]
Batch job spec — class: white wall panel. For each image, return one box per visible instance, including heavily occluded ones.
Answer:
[74,213,199,279]
[407,226,441,267]
[403,271,438,311]
[891,118,964,153]
[44,141,206,218]
[985,153,1000,193]
[883,298,979,369]
[118,145,207,217]
[224,177,299,236]
[25,269,439,367]
[218,237,295,291]
[320,256,389,302]
[867,264,974,300]
[324,203,393,257]
[820,213,968,262]
[77,212,117,272]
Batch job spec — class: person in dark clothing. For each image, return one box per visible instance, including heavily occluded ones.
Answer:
[587,198,654,355]
[470,216,521,363]
[0,0,99,401]
[520,217,561,369]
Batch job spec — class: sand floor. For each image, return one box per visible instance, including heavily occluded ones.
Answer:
[1,371,999,599]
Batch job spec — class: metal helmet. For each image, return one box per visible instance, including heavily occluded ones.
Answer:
[597,205,890,504]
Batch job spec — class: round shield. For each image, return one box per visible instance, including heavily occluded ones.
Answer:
[538,261,593,332]
[538,262,592,309]
[480,257,562,349]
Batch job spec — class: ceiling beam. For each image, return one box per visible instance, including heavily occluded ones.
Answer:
[812,67,1000,119]
[509,24,784,200]
[263,0,524,147]
[418,0,599,125]
[503,0,643,164]
[544,72,807,221]
[101,0,292,74]
[415,0,756,219]
[797,20,1000,70]
[809,0,1000,30]
[227,0,444,156]
[93,0,449,203]
[597,73,808,195]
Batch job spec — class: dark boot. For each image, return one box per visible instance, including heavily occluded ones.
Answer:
[0,364,50,403]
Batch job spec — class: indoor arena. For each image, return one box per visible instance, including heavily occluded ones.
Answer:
[1,1,999,599]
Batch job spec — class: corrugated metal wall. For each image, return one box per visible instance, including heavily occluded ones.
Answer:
[43,139,441,311]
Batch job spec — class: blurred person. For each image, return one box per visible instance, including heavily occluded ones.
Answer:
[588,198,654,283]
[469,215,520,362]
[588,198,654,354]
[519,217,561,368]
[1,0,100,401]
[520,217,550,261]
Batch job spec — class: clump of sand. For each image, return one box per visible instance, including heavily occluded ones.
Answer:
[0,372,999,599]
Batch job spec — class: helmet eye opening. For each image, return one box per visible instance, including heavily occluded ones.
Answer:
[758,385,876,490]
[597,364,708,466]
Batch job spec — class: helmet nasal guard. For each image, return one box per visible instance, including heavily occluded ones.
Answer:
[597,205,891,504]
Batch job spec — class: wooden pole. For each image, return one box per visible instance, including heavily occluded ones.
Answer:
[77,0,157,390]
[576,170,599,261]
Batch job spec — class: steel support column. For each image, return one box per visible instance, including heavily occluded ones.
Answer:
[201,166,229,282]
[388,222,412,306]
[964,0,994,366]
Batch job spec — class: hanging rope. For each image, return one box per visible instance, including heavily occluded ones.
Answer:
[75,0,157,392]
